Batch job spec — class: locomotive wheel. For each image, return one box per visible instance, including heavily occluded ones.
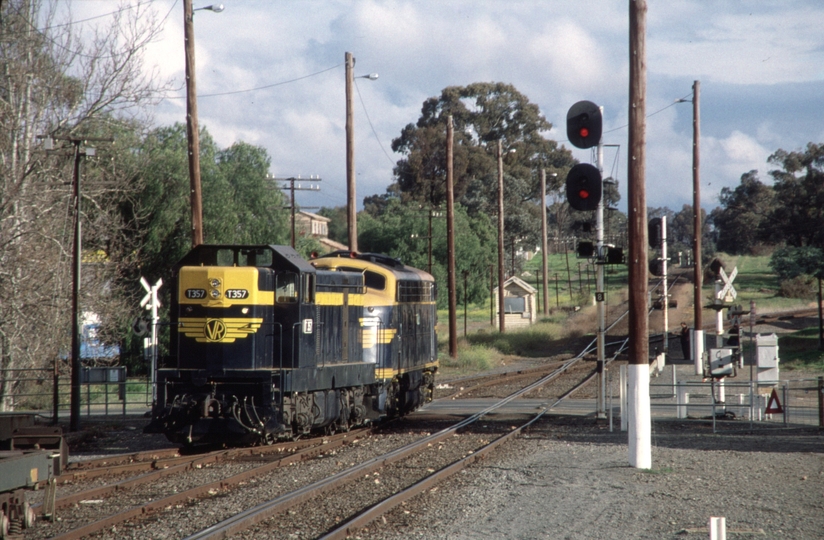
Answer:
[22,502,35,530]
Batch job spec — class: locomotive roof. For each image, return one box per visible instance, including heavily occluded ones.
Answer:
[174,244,315,273]
[173,245,432,283]
[312,251,433,281]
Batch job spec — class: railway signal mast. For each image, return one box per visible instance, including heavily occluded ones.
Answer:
[566,100,608,419]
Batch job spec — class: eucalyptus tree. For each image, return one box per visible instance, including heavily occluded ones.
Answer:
[358,197,496,309]
[390,82,575,266]
[709,170,775,254]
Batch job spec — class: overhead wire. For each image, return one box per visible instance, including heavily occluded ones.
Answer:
[602,90,695,135]
[354,78,396,168]
[190,63,345,99]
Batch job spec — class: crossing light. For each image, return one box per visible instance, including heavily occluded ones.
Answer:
[566,100,602,149]
[566,163,602,211]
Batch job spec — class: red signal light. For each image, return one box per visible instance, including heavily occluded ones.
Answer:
[579,127,589,138]
[578,189,590,199]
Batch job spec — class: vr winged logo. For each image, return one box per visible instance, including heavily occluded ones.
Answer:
[178,317,263,343]
[204,319,227,342]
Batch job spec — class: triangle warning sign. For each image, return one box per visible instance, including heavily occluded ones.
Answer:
[765,388,783,414]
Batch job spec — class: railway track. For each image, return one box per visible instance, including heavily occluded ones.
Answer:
[23,290,813,538]
[177,354,597,539]
[25,429,369,540]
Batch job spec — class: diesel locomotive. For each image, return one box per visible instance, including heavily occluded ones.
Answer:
[144,245,438,445]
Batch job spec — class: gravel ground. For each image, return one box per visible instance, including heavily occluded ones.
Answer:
[29,291,822,539]
[48,401,823,540]
[356,419,824,540]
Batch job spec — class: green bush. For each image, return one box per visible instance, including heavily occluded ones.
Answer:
[779,275,816,299]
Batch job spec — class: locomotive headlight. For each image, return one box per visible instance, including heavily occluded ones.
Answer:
[210,289,221,299]
[241,307,249,314]
[209,278,221,288]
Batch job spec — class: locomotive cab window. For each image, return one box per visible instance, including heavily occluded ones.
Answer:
[364,270,386,291]
[216,248,235,266]
[239,248,273,267]
[276,273,299,303]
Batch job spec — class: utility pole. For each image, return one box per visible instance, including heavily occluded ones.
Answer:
[269,175,322,248]
[496,139,506,333]
[662,215,669,353]
[692,80,704,373]
[627,0,651,469]
[540,169,550,316]
[70,142,84,433]
[345,51,357,252]
[184,0,203,247]
[42,135,111,432]
[446,116,458,358]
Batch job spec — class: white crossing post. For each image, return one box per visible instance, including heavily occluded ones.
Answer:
[140,277,163,405]
[620,364,628,432]
[677,381,689,419]
[709,516,726,540]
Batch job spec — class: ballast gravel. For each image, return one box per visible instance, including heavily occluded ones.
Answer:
[355,420,824,540]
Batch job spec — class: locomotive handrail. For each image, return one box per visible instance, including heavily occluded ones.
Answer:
[268,322,283,371]
[291,322,301,370]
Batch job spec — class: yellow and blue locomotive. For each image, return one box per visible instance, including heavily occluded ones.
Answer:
[145,245,437,445]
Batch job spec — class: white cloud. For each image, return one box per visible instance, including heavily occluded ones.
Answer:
[64,0,824,214]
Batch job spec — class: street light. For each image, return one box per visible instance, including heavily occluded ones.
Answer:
[195,4,224,13]
[344,51,378,252]
[184,0,223,247]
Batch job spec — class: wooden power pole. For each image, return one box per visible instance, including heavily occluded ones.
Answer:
[540,169,549,316]
[627,0,651,469]
[692,80,704,374]
[446,117,458,358]
[345,51,357,252]
[184,0,204,247]
[496,140,506,333]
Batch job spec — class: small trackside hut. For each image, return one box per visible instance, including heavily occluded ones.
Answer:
[145,245,437,446]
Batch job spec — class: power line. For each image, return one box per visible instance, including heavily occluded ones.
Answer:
[175,63,345,99]
[354,78,396,167]
[602,90,694,135]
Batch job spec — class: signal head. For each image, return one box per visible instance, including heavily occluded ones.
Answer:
[566,100,602,149]
[566,163,602,211]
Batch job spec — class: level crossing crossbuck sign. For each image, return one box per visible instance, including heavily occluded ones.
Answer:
[717,267,737,304]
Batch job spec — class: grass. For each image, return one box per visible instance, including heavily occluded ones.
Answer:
[437,252,823,379]
[713,253,813,313]
[777,327,824,370]
[641,467,675,475]
[438,340,503,376]
[435,306,593,378]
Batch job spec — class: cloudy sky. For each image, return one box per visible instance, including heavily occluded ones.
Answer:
[70,0,824,214]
